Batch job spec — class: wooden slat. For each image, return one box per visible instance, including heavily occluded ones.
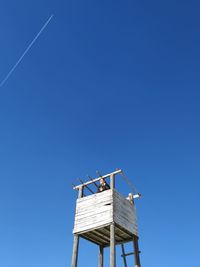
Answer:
[80,234,102,246]
[92,230,111,242]
[77,223,135,246]
[84,232,108,245]
[95,228,123,243]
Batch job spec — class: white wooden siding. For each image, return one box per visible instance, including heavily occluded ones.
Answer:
[73,189,138,237]
[113,190,138,236]
[73,190,113,234]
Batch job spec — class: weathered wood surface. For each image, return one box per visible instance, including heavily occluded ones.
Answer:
[113,190,138,236]
[110,222,116,267]
[73,190,113,234]
[99,246,104,267]
[80,224,135,247]
[73,188,138,237]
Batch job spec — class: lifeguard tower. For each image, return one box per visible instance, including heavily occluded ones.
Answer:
[71,169,141,267]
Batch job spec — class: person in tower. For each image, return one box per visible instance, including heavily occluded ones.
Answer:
[97,178,110,193]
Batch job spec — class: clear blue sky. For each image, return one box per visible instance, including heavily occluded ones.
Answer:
[0,0,200,266]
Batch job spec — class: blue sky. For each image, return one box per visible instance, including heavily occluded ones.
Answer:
[0,0,200,266]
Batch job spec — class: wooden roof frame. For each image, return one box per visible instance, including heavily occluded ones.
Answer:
[73,169,122,190]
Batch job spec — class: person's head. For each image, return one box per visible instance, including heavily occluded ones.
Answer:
[100,178,105,185]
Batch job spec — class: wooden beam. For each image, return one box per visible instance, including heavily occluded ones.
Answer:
[122,252,134,257]
[78,178,94,194]
[88,176,99,189]
[115,224,134,239]
[83,231,108,246]
[71,235,79,267]
[99,246,104,267]
[133,236,141,267]
[110,223,116,267]
[78,186,83,198]
[110,173,115,190]
[96,228,123,243]
[80,234,102,246]
[71,186,83,267]
[93,230,111,242]
[73,169,122,190]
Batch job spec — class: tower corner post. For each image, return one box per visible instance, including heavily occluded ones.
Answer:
[98,245,104,267]
[110,222,116,267]
[71,186,83,267]
[110,173,115,191]
[133,235,141,267]
[110,173,116,267]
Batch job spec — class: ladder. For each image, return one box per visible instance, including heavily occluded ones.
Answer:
[121,239,141,267]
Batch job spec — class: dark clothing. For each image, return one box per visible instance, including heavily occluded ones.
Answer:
[97,182,110,193]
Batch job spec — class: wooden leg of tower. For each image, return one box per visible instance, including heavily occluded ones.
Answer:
[99,245,104,267]
[110,223,116,267]
[71,186,83,267]
[133,236,141,267]
[71,234,80,267]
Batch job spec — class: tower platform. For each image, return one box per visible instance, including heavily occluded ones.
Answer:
[73,189,138,247]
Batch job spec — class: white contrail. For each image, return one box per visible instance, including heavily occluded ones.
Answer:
[0,14,54,88]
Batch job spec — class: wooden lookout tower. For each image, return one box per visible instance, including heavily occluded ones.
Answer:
[71,169,141,267]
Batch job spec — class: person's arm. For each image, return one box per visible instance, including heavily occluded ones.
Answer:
[97,185,102,193]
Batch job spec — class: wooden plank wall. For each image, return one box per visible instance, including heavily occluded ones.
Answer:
[73,189,113,234]
[73,189,138,237]
[113,190,138,236]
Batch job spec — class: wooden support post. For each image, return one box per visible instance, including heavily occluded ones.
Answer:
[133,236,141,267]
[110,222,116,267]
[98,246,104,267]
[78,186,83,198]
[110,174,115,190]
[71,187,83,267]
[71,234,79,267]
[110,174,116,267]
[121,243,128,267]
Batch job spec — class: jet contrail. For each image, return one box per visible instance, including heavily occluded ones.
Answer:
[0,14,54,88]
